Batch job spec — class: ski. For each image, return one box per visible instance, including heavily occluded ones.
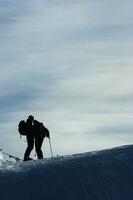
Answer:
[3,152,22,162]
[0,149,22,162]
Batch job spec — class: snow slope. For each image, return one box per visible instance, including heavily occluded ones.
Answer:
[0,150,4,163]
[0,145,133,200]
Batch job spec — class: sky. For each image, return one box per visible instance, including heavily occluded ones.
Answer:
[0,0,133,159]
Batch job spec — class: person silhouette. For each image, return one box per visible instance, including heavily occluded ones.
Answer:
[34,120,47,159]
[23,115,34,161]
[23,115,49,161]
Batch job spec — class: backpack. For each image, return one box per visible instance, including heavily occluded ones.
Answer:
[18,120,27,136]
[39,123,50,138]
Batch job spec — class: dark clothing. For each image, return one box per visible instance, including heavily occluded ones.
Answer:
[26,119,34,136]
[23,119,34,161]
[34,120,45,159]
[23,118,46,160]
[35,136,44,159]
[24,135,34,161]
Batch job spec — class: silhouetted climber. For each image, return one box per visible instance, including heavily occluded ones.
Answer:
[18,115,50,161]
[34,120,50,159]
[23,115,34,161]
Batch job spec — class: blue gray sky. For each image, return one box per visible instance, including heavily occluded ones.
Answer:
[0,0,133,159]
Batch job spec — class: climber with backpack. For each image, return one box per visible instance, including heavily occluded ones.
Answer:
[33,120,50,159]
[18,115,52,161]
[18,115,34,161]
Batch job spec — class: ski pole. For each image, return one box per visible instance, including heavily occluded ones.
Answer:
[2,151,22,162]
[49,138,53,158]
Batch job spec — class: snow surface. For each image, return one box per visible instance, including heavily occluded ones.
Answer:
[0,151,4,162]
[1,145,133,200]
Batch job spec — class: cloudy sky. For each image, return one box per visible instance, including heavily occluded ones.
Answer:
[0,0,133,159]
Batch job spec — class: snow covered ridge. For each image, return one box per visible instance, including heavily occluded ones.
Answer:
[1,145,133,200]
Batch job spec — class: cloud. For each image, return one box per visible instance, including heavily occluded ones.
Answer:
[93,122,133,135]
[0,0,133,157]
